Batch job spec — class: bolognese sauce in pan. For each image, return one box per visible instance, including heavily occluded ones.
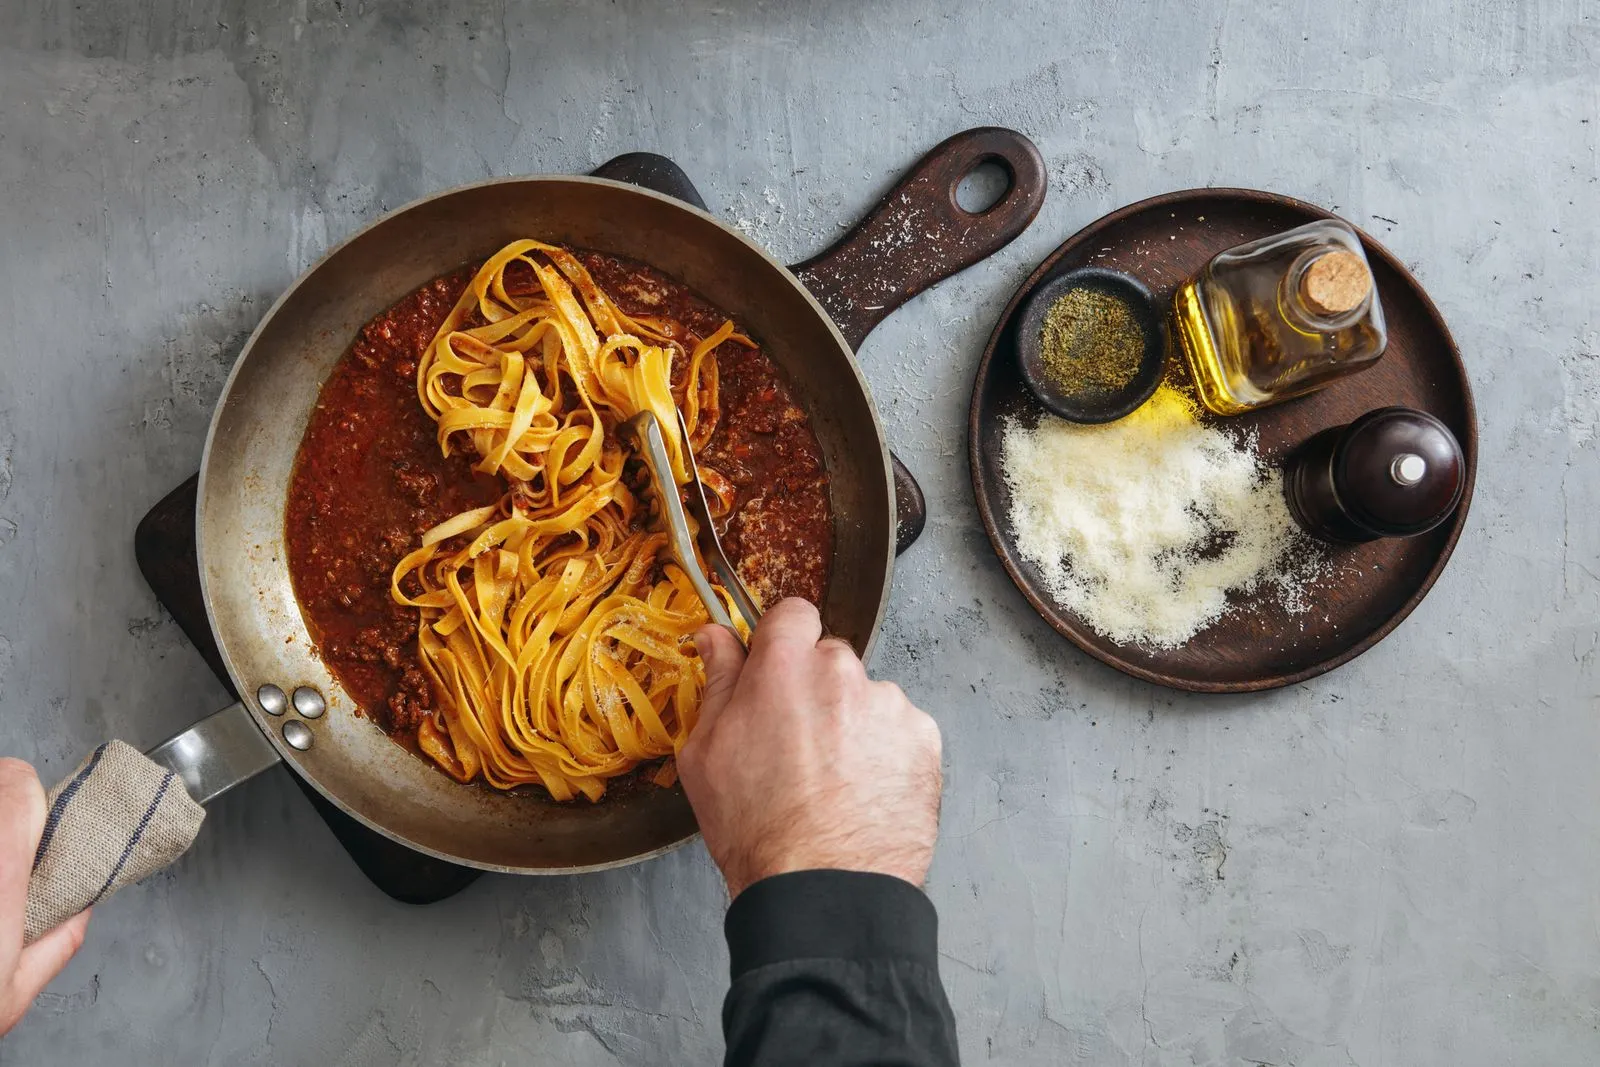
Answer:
[284,251,833,768]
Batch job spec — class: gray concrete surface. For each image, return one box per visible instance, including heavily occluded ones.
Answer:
[1,1,1596,1063]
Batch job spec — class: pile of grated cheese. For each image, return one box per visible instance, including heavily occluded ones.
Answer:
[1000,386,1318,648]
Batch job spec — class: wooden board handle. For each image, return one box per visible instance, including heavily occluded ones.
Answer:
[791,128,1045,554]
[591,153,709,209]
[790,127,1047,350]
[892,455,927,555]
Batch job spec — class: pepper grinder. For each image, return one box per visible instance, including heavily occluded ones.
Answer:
[1285,407,1465,543]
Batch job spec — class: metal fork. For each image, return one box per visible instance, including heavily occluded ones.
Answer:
[618,410,762,645]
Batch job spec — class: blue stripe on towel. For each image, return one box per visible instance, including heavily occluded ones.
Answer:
[32,743,110,872]
[88,770,176,906]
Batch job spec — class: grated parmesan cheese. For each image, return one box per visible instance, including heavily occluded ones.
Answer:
[999,387,1320,648]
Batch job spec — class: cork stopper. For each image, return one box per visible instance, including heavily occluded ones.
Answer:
[1300,250,1371,316]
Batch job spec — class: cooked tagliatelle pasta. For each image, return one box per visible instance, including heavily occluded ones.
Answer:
[391,240,752,801]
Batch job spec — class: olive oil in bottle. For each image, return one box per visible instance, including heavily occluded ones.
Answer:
[1174,219,1387,416]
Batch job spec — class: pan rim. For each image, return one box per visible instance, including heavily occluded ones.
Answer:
[196,173,896,873]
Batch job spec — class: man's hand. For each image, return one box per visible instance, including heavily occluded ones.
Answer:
[0,759,90,1036]
[679,598,943,898]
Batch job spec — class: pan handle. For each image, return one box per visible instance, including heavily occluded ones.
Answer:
[23,704,279,944]
[146,701,283,805]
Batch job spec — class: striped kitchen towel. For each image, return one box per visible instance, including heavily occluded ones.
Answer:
[24,741,206,945]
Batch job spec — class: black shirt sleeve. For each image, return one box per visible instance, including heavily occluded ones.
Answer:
[722,870,959,1067]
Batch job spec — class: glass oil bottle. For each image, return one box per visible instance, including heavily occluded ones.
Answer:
[1173,219,1387,416]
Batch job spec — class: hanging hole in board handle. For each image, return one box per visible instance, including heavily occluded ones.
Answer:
[953,156,1015,216]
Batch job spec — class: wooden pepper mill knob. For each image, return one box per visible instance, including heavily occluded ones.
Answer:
[1285,407,1464,543]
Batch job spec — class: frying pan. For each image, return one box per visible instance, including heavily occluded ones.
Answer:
[39,129,1046,880]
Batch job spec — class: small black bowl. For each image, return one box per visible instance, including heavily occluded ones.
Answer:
[1015,266,1167,423]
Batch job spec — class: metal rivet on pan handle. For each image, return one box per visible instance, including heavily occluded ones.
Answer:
[257,684,288,716]
[292,686,326,719]
[282,720,313,751]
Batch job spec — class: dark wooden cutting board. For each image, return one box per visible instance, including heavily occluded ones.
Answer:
[969,189,1477,692]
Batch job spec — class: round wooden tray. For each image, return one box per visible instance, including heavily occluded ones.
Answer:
[968,189,1478,692]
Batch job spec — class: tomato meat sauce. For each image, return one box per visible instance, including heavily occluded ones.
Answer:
[284,251,834,755]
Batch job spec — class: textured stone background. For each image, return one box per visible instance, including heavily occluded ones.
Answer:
[1,1,1596,1064]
